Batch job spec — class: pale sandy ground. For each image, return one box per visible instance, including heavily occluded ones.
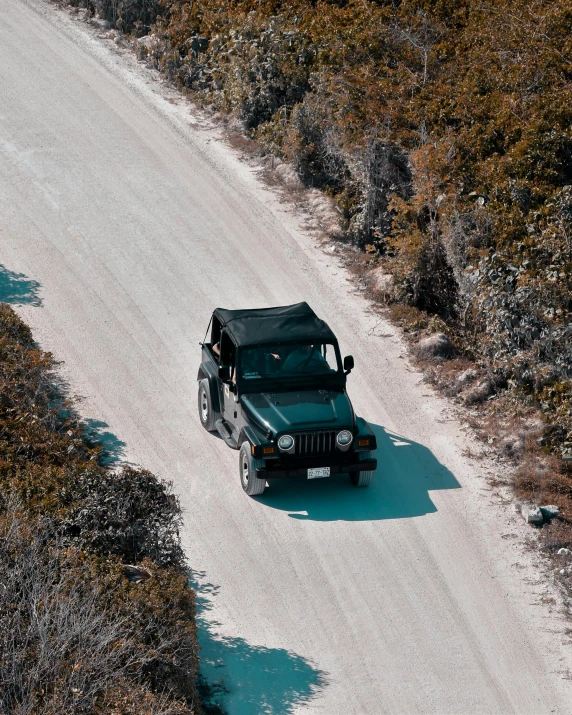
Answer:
[1,1,572,713]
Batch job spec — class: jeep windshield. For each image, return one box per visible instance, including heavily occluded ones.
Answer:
[239,342,341,385]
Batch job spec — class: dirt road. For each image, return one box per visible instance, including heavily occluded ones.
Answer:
[1,2,571,712]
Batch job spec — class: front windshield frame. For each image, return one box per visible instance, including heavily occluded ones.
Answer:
[236,340,343,389]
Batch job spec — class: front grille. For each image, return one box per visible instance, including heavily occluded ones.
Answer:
[294,431,337,456]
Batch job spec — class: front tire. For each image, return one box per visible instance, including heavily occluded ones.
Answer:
[239,442,266,496]
[198,379,216,432]
[351,451,374,487]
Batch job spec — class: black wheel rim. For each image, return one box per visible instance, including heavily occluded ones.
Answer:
[242,455,249,486]
[200,388,208,423]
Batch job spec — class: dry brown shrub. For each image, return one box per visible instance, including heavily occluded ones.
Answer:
[0,305,207,714]
[387,304,429,333]
[0,505,196,714]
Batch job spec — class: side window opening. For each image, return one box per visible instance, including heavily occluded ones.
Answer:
[220,331,237,384]
[210,317,222,362]
[220,331,235,368]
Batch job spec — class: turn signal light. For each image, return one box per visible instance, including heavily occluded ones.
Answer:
[263,447,275,455]
[358,439,369,447]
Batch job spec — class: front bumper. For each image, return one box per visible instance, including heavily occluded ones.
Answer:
[255,453,377,480]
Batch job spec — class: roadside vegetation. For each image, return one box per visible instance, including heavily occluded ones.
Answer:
[55,0,571,578]
[0,304,216,714]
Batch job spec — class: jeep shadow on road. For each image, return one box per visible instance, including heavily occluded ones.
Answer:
[190,572,327,715]
[258,424,460,521]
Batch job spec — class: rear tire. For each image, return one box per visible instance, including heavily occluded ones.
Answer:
[351,451,374,487]
[239,442,266,496]
[198,379,216,432]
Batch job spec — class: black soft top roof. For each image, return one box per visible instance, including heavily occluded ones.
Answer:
[213,302,337,347]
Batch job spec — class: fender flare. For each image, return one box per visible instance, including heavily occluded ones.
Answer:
[197,363,221,414]
[355,416,377,451]
[239,423,268,449]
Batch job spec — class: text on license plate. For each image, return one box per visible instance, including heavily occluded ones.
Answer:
[307,467,331,479]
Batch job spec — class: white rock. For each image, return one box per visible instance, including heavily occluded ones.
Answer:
[415,333,454,360]
[519,503,543,524]
[137,34,157,48]
[463,379,493,405]
[370,268,394,293]
[457,368,477,385]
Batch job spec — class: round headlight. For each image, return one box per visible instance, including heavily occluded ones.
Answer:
[336,430,353,447]
[278,434,294,451]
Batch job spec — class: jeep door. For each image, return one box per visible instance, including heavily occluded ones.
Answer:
[217,330,239,439]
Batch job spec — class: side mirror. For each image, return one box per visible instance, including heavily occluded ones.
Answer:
[343,355,354,373]
[218,365,231,382]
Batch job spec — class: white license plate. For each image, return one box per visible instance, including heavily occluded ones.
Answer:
[307,467,331,479]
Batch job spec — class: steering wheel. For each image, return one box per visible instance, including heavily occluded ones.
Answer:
[294,356,326,372]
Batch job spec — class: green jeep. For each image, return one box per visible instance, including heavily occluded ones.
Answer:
[197,302,377,496]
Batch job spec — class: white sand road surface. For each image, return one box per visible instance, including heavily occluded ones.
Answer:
[1,1,572,713]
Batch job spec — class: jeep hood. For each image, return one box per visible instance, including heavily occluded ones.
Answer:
[241,390,354,435]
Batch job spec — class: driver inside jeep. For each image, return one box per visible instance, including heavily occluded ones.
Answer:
[280,344,323,372]
[240,342,337,380]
